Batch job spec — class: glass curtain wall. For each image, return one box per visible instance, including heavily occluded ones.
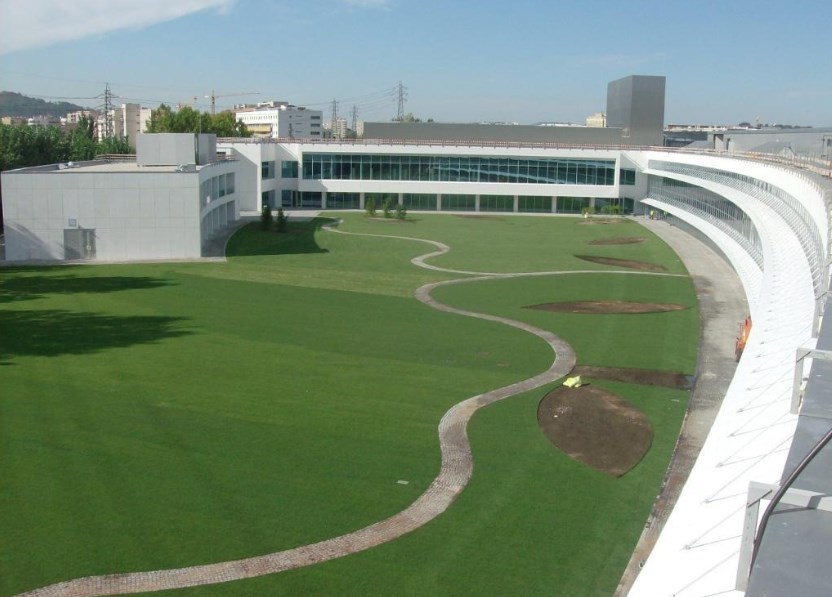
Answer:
[402,193,437,211]
[647,175,762,265]
[302,154,616,185]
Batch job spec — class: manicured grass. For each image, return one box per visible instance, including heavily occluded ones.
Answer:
[0,214,697,596]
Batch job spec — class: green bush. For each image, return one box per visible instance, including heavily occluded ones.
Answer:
[260,205,273,230]
[395,203,407,220]
[275,207,288,233]
[383,199,392,218]
[365,198,376,217]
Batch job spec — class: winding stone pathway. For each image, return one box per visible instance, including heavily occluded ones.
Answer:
[17,221,681,596]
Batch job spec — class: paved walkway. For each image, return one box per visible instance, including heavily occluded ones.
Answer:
[615,217,749,595]
[18,219,695,597]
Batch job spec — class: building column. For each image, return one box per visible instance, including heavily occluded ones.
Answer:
[552,196,558,213]
[513,195,519,213]
[321,191,327,210]
[398,193,403,206]
[590,197,596,212]
[437,194,442,211]
[359,193,365,209]
[475,194,481,212]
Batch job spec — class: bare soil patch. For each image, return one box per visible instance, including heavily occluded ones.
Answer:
[526,301,689,315]
[572,365,692,389]
[574,254,668,272]
[589,237,646,246]
[538,385,652,476]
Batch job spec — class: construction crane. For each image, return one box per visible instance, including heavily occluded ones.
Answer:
[205,90,260,116]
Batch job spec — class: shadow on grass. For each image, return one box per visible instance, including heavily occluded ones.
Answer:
[0,274,175,304]
[226,218,333,257]
[0,309,190,364]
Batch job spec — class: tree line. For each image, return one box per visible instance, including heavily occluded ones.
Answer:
[145,105,251,137]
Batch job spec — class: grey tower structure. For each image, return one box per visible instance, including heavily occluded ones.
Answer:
[606,75,666,146]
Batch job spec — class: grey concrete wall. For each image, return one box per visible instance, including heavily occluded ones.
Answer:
[2,169,202,261]
[137,133,200,166]
[606,75,666,146]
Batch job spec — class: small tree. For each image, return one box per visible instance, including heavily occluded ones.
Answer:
[383,199,392,218]
[261,204,273,230]
[365,197,376,217]
[395,203,406,220]
[275,207,288,233]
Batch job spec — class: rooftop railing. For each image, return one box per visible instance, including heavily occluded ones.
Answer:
[217,137,832,179]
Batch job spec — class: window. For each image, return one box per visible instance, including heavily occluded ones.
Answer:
[281,160,298,178]
[620,169,636,185]
[261,161,275,179]
[300,153,616,186]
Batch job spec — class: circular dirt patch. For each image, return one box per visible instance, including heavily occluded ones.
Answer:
[538,385,652,476]
[574,254,667,272]
[526,301,689,314]
[589,237,646,246]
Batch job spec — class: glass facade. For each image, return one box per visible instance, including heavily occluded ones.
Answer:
[440,194,476,211]
[200,173,235,204]
[261,161,275,179]
[261,190,276,208]
[557,197,591,214]
[281,160,299,178]
[649,159,825,293]
[647,175,762,267]
[302,153,616,185]
[327,192,360,209]
[620,169,636,185]
[518,196,552,213]
[402,193,437,211]
[479,195,514,212]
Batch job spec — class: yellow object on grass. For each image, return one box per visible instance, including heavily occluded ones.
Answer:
[563,375,584,388]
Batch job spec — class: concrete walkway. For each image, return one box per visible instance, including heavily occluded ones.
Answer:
[615,217,749,595]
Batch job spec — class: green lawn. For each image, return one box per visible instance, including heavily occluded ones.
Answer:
[0,213,698,596]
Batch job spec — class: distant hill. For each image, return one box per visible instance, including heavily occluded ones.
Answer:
[0,91,87,118]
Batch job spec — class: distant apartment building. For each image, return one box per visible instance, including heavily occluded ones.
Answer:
[234,101,323,139]
[586,112,606,127]
[323,117,349,139]
[63,110,99,129]
[1,116,27,126]
[97,103,152,148]
[28,115,61,127]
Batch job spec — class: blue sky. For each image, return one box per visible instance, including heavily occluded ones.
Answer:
[0,0,830,126]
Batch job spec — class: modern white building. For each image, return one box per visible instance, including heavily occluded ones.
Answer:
[233,101,323,140]
[1,133,246,261]
[3,75,832,595]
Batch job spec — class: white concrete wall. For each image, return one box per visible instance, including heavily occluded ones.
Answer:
[3,168,203,261]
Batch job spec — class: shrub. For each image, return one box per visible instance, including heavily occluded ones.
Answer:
[395,203,407,220]
[275,207,288,233]
[365,198,376,217]
[383,199,392,218]
[260,205,273,230]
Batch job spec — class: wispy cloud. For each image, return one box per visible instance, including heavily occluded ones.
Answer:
[0,0,233,55]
